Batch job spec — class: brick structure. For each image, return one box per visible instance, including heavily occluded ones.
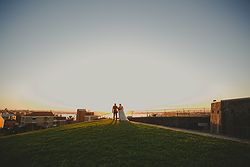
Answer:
[210,101,221,134]
[76,109,94,122]
[210,97,250,139]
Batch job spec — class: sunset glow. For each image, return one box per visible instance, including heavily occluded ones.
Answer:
[0,0,249,111]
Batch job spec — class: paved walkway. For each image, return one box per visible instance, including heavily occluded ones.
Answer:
[130,121,250,144]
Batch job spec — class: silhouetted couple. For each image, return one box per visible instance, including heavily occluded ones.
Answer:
[112,103,128,121]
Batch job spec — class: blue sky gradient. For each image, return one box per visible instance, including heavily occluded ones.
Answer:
[0,0,249,111]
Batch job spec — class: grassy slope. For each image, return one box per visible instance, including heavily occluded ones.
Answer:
[0,119,250,167]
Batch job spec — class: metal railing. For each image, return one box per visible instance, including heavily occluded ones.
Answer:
[128,108,211,117]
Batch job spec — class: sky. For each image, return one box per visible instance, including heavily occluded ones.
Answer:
[0,0,249,112]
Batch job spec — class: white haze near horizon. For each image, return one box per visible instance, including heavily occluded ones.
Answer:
[0,0,249,112]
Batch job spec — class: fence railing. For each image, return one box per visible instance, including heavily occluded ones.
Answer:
[128,108,211,117]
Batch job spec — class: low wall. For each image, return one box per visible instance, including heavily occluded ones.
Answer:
[128,116,210,131]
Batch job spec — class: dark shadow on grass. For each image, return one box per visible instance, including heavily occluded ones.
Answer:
[108,119,118,126]
[109,119,115,125]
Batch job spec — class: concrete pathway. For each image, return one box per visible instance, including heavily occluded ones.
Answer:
[130,121,250,144]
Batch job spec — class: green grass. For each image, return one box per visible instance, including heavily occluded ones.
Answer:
[1,119,250,167]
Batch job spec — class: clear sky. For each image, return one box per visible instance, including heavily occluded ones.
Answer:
[0,0,249,112]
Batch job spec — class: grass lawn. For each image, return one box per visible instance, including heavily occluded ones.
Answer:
[1,119,250,167]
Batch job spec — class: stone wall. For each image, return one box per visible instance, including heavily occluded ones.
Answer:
[128,116,210,131]
[221,98,250,139]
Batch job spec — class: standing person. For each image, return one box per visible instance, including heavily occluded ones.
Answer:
[118,104,128,121]
[112,103,118,120]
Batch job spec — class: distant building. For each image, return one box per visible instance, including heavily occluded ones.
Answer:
[4,120,17,129]
[21,112,55,128]
[0,115,4,128]
[54,116,67,126]
[76,109,98,122]
[0,112,18,129]
[210,97,250,139]
[76,109,87,122]
[1,113,16,121]
[15,111,26,125]
[84,115,99,122]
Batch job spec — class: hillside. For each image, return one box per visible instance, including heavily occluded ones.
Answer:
[1,119,250,167]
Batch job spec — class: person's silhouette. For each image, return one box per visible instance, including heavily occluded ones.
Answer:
[112,103,118,120]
